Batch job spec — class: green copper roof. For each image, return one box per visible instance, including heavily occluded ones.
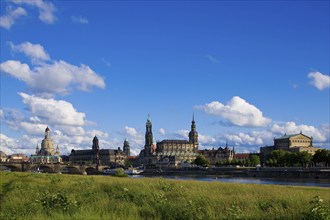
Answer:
[275,133,305,140]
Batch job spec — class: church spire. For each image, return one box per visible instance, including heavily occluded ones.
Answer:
[145,114,153,156]
[35,143,39,155]
[55,145,60,155]
[191,113,196,131]
[189,115,198,148]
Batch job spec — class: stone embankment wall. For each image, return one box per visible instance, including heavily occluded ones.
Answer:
[143,167,330,179]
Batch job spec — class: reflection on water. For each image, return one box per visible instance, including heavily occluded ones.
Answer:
[131,175,330,188]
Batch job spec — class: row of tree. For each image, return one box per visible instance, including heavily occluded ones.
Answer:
[266,149,330,167]
[194,155,261,167]
[194,149,330,168]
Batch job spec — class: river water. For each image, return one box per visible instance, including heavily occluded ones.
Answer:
[131,175,330,188]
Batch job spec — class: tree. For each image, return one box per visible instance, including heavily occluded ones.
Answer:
[124,158,133,168]
[296,151,312,167]
[313,149,329,166]
[194,155,210,167]
[249,155,261,166]
[271,150,287,166]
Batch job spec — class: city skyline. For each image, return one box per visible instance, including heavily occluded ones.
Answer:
[1,1,329,156]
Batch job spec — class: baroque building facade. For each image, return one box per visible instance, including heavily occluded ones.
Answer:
[198,143,235,165]
[69,136,130,166]
[260,132,320,164]
[30,127,62,164]
[139,114,199,166]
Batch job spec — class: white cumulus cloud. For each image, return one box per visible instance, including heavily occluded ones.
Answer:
[1,42,105,97]
[0,133,18,155]
[159,128,166,135]
[270,121,327,142]
[308,71,330,90]
[0,6,27,29]
[123,126,144,146]
[197,96,271,127]
[12,0,56,24]
[19,92,86,126]
[9,41,50,62]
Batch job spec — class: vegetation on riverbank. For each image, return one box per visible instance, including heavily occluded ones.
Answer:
[0,171,329,220]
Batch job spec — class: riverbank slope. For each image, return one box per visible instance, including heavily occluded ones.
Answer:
[1,172,329,219]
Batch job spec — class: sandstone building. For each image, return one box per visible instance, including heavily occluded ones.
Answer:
[30,127,62,164]
[260,132,320,164]
[198,143,235,165]
[69,136,130,166]
[139,114,199,166]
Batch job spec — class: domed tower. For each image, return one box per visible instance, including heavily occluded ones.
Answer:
[123,139,130,157]
[40,126,55,156]
[45,126,50,138]
[189,114,198,151]
[144,114,153,157]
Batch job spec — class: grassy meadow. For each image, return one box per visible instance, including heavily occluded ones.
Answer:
[0,171,329,220]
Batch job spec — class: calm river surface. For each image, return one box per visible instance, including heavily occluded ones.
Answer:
[131,175,330,188]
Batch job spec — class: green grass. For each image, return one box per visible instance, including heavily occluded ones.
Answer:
[0,171,329,220]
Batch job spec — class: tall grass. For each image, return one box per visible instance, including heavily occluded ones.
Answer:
[0,171,329,220]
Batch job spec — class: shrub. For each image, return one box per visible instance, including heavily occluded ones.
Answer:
[303,196,330,220]
[36,191,77,213]
[114,168,128,177]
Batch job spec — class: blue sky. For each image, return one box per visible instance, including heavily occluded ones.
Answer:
[1,0,329,156]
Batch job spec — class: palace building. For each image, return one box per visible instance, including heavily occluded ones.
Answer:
[139,114,199,166]
[69,136,130,166]
[30,127,62,164]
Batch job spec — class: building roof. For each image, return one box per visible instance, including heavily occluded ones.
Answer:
[275,132,311,140]
[158,140,190,144]
[235,153,250,159]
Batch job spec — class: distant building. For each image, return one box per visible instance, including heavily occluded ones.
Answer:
[0,151,8,162]
[260,132,320,164]
[30,127,62,164]
[8,153,29,163]
[198,144,235,165]
[139,114,199,167]
[69,136,129,166]
[234,153,250,161]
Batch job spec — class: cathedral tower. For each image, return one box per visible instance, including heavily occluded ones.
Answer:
[92,135,100,151]
[189,114,198,150]
[123,139,130,157]
[144,114,153,157]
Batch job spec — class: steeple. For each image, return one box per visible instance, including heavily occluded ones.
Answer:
[123,138,130,157]
[189,114,198,148]
[55,145,60,155]
[145,114,153,156]
[35,143,39,155]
